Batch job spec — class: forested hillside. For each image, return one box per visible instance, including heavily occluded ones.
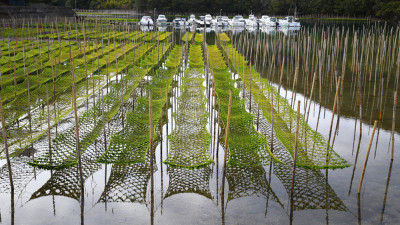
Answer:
[7,0,400,20]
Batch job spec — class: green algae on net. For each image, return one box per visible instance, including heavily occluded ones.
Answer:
[97,44,181,165]
[26,40,170,169]
[208,45,274,167]
[0,37,155,158]
[219,40,350,169]
[164,44,213,168]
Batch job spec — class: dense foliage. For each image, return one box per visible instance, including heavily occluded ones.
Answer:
[4,0,399,20]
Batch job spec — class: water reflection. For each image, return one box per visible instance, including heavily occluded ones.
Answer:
[30,158,100,201]
[99,163,150,204]
[226,165,282,206]
[164,166,212,199]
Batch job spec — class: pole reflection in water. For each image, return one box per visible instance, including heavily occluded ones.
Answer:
[380,159,393,223]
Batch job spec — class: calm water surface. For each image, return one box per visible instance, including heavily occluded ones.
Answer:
[1,21,400,225]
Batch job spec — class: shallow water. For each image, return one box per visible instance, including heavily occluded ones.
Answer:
[1,21,400,225]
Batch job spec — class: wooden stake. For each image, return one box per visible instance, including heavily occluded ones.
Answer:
[0,96,14,193]
[149,90,154,194]
[306,72,317,123]
[327,77,341,149]
[221,90,233,197]
[290,100,301,224]
[358,120,378,194]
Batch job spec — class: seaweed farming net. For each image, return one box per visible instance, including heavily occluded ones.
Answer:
[0,157,42,194]
[28,75,133,169]
[226,165,281,207]
[164,44,212,168]
[164,166,213,200]
[220,42,349,169]
[244,87,347,211]
[98,163,150,204]
[207,45,272,167]
[0,38,143,157]
[98,44,178,164]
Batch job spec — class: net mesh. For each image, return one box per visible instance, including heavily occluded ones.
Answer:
[244,87,347,211]
[164,166,213,200]
[220,42,350,169]
[98,44,179,164]
[164,44,212,168]
[208,45,272,167]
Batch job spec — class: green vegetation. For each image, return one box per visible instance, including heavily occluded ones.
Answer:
[97,44,178,164]
[219,40,350,169]
[164,44,213,168]
[65,0,400,20]
[207,45,276,167]
[194,34,204,44]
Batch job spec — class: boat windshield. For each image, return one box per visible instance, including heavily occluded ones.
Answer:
[270,17,276,22]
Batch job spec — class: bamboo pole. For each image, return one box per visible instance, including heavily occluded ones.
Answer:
[391,63,399,160]
[68,30,84,200]
[290,100,301,224]
[46,84,51,158]
[306,72,317,123]
[327,77,341,149]
[149,89,154,195]
[357,120,378,194]
[271,87,274,152]
[160,88,163,137]
[221,90,233,197]
[0,96,14,193]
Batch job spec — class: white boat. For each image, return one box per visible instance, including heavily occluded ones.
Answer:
[229,15,245,27]
[140,25,154,32]
[173,17,187,28]
[245,14,258,27]
[221,16,230,27]
[139,16,154,26]
[279,16,300,27]
[197,16,206,27]
[188,14,196,26]
[204,14,212,27]
[211,16,224,27]
[156,15,167,26]
[260,15,279,27]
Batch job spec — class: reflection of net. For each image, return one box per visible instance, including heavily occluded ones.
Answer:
[30,161,101,201]
[165,45,212,168]
[30,158,101,201]
[221,43,349,169]
[99,163,151,204]
[244,88,347,211]
[208,45,271,167]
[164,166,212,199]
[98,44,176,164]
[0,157,42,194]
[226,165,281,206]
